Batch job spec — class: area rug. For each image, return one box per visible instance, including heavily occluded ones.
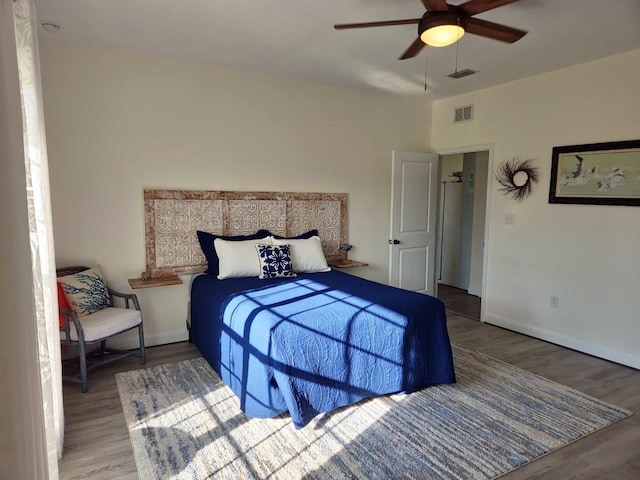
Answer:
[116,345,631,479]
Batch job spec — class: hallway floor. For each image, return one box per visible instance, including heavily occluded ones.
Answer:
[437,283,480,320]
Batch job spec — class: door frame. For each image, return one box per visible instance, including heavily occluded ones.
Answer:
[435,143,494,323]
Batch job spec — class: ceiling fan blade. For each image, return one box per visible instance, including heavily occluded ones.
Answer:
[457,0,521,16]
[399,37,426,60]
[466,17,527,43]
[422,0,449,11]
[334,19,420,30]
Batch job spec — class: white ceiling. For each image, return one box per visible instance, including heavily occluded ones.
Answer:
[34,0,640,99]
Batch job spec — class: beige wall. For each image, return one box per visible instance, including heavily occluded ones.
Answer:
[39,38,432,347]
[432,49,640,368]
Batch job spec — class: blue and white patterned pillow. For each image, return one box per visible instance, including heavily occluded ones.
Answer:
[58,265,111,316]
[255,244,297,279]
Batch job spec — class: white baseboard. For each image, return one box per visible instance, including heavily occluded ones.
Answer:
[483,313,640,370]
[108,329,189,351]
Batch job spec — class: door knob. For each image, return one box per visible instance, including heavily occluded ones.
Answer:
[389,239,400,245]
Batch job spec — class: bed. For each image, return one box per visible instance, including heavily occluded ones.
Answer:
[190,268,455,428]
[143,189,456,428]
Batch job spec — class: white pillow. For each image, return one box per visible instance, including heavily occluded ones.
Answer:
[215,236,272,279]
[272,236,330,273]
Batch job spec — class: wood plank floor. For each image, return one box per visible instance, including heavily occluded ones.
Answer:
[58,304,639,479]
[438,283,481,320]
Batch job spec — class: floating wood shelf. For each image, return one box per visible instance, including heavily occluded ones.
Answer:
[128,276,183,289]
[328,259,368,268]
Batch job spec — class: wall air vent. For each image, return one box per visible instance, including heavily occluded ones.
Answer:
[448,68,477,79]
[454,104,473,123]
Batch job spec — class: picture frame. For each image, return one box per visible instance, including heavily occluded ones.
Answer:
[549,139,640,206]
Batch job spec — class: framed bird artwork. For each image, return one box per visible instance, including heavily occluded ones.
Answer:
[549,140,640,206]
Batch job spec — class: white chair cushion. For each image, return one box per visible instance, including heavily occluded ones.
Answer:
[61,307,142,342]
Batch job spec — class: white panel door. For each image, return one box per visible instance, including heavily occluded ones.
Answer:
[389,151,439,295]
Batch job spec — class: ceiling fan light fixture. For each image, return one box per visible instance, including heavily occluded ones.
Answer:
[421,24,464,47]
[419,12,466,47]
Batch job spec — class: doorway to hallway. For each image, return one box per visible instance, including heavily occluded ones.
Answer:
[437,150,489,297]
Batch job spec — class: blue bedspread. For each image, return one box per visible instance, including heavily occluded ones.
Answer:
[191,270,455,428]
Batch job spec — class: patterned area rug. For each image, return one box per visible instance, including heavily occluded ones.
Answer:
[116,345,631,479]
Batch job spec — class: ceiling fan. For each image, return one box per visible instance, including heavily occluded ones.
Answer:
[334,0,527,60]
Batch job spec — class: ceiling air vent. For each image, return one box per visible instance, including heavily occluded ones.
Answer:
[448,68,477,79]
[454,104,473,123]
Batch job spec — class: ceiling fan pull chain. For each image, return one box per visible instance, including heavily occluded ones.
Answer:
[424,46,429,92]
[454,31,460,75]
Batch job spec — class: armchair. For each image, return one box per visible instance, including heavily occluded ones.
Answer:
[57,266,145,392]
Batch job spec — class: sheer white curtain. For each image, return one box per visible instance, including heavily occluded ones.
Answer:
[13,0,64,474]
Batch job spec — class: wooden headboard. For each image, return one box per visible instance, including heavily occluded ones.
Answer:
[144,189,348,278]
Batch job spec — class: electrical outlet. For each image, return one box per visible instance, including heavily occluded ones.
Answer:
[504,213,515,225]
[550,296,559,308]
